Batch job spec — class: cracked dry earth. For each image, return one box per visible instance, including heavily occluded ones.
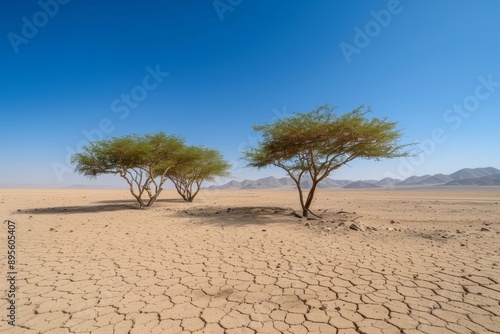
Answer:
[1,188,500,334]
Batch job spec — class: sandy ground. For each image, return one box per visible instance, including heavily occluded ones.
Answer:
[1,187,499,334]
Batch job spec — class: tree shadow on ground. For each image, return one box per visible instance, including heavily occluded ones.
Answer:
[17,204,141,214]
[171,206,304,227]
[17,196,190,215]
[95,198,186,204]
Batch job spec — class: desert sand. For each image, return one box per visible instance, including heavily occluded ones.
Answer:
[1,187,499,334]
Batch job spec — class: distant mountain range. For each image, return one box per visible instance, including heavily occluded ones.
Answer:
[206,167,500,189]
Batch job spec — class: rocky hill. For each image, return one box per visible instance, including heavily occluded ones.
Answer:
[206,167,500,189]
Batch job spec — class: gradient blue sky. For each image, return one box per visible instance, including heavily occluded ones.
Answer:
[1,0,499,187]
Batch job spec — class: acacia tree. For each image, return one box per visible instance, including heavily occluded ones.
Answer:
[243,104,411,217]
[71,132,184,207]
[169,146,231,202]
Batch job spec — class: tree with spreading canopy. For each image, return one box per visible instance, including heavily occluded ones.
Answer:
[72,132,186,207]
[169,146,231,202]
[72,132,231,207]
[243,104,411,217]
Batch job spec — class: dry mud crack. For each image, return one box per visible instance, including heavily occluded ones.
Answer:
[1,189,499,334]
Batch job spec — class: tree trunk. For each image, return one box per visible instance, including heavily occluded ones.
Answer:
[304,180,318,216]
[121,174,145,208]
[188,180,202,202]
[144,177,167,207]
[136,197,145,208]
[284,170,307,217]
[145,187,162,207]
[287,171,308,218]
[171,178,189,201]
[295,180,307,217]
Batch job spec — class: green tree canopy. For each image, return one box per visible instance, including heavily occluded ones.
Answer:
[243,104,411,217]
[72,132,185,207]
[169,146,231,202]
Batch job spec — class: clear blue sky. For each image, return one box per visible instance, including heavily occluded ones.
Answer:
[1,0,499,187]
